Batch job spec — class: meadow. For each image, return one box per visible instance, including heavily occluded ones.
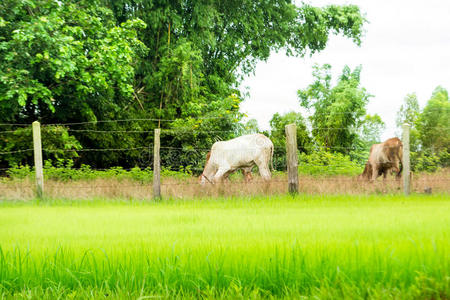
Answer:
[0,194,449,299]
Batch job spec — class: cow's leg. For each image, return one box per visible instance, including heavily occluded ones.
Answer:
[245,168,253,182]
[393,162,402,180]
[222,171,232,182]
[213,168,230,183]
[370,164,379,181]
[241,167,253,182]
[255,163,271,181]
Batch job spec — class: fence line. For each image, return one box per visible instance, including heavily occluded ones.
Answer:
[1,119,449,198]
[0,149,34,155]
[43,147,151,153]
[41,116,240,126]
[0,146,374,156]
[1,106,448,127]
[4,163,447,171]
[0,129,33,134]
[2,119,449,129]
[0,123,30,127]
[2,126,448,138]
[0,146,444,162]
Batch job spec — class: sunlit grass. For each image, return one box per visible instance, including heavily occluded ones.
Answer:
[0,194,449,298]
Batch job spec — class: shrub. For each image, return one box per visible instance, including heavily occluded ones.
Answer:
[411,149,449,172]
[0,126,81,168]
[298,150,363,176]
[2,159,191,182]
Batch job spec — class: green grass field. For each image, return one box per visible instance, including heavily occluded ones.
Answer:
[0,194,449,299]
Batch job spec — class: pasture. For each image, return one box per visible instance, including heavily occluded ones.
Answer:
[0,194,449,299]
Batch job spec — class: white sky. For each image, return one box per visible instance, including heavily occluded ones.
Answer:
[239,0,450,139]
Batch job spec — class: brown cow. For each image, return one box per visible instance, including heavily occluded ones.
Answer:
[361,137,403,181]
[199,151,253,183]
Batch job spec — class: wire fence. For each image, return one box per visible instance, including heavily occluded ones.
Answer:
[0,119,446,160]
[0,118,449,199]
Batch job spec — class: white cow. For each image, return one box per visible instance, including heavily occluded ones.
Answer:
[200,134,274,184]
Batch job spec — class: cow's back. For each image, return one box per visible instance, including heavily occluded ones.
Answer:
[209,134,272,168]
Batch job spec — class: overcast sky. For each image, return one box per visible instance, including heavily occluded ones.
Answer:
[239,0,450,139]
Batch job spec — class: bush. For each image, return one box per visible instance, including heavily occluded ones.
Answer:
[298,150,363,176]
[6,164,32,180]
[411,149,449,172]
[0,126,81,168]
[3,159,191,182]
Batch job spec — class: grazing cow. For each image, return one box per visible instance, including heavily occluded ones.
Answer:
[361,137,403,181]
[200,134,273,184]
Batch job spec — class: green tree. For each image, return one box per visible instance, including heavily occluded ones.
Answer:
[298,64,372,152]
[0,0,147,124]
[360,114,385,145]
[417,86,449,152]
[239,119,260,135]
[399,88,450,172]
[347,114,385,166]
[1,0,365,169]
[0,0,148,168]
[395,93,420,151]
[396,93,420,128]
[112,0,365,171]
[269,112,311,170]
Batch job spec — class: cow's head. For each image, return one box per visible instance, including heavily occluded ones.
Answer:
[200,173,214,185]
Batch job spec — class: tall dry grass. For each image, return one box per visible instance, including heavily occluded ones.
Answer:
[0,169,448,201]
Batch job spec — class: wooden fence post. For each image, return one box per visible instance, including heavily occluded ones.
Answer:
[285,123,298,194]
[32,121,44,198]
[153,128,161,200]
[402,123,411,196]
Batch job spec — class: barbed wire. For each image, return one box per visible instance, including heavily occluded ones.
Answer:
[0,123,30,127]
[0,143,445,158]
[63,129,154,133]
[42,147,151,153]
[2,126,449,138]
[41,116,242,126]
[0,149,34,155]
[0,128,33,134]
[1,115,448,128]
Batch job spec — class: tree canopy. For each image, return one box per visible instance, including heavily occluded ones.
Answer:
[298,64,372,152]
[417,86,449,152]
[396,87,449,171]
[1,0,366,169]
[269,112,311,170]
[0,0,147,124]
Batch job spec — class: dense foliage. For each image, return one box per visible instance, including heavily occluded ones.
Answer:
[2,1,446,175]
[268,112,311,170]
[396,86,449,171]
[298,64,372,152]
[0,0,366,170]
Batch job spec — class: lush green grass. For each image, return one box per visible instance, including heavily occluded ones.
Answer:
[0,195,449,299]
